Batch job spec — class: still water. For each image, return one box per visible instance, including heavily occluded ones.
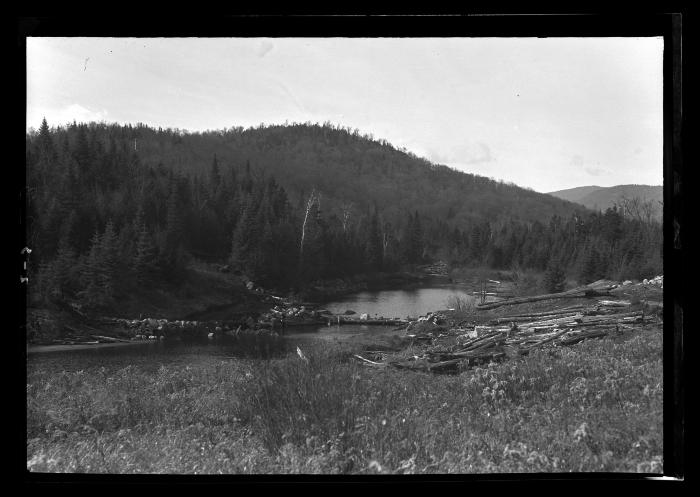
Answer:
[27,285,476,366]
[321,284,476,320]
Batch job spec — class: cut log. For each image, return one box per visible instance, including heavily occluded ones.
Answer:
[494,305,589,320]
[559,329,608,346]
[460,330,506,350]
[597,300,632,307]
[525,329,571,350]
[476,281,617,310]
[90,335,131,343]
[489,312,581,325]
[353,355,388,368]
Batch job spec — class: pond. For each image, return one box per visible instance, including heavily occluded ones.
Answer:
[27,284,479,367]
[320,284,478,320]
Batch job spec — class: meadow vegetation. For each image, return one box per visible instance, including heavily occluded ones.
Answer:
[27,326,663,474]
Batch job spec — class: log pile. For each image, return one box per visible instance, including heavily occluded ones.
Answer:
[475,279,618,310]
[353,299,657,374]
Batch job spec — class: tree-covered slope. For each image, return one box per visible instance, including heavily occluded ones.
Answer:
[25,120,663,313]
[128,122,587,226]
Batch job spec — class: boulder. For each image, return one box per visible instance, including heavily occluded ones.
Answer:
[246,281,255,290]
[360,313,369,321]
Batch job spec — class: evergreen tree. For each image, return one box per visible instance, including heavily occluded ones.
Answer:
[78,230,112,309]
[132,210,158,285]
[544,259,567,293]
[366,209,383,271]
[210,154,221,188]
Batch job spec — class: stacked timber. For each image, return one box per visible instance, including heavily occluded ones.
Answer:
[353,297,658,374]
[475,279,618,310]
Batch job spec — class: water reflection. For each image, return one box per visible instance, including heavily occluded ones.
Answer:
[27,286,473,366]
[323,285,475,319]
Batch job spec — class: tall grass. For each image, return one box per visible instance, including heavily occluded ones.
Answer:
[27,328,663,474]
[445,294,476,313]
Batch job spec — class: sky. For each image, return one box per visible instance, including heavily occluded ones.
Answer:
[26,37,664,193]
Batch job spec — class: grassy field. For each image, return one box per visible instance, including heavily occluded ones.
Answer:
[26,322,663,474]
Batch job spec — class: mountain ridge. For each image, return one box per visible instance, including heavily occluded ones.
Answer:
[85,121,593,226]
[548,184,662,219]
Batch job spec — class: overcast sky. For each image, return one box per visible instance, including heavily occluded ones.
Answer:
[26,37,663,192]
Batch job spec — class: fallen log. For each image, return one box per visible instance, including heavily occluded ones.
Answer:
[597,300,631,307]
[489,312,581,325]
[494,305,588,320]
[353,355,389,368]
[90,335,131,343]
[460,330,506,350]
[519,314,584,327]
[559,329,608,346]
[525,329,571,350]
[476,281,618,310]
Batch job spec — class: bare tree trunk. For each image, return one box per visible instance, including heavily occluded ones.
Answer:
[299,188,318,261]
[341,202,352,233]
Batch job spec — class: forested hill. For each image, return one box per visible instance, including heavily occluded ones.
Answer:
[120,121,584,225]
[26,120,662,312]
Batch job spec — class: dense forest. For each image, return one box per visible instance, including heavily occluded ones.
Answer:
[25,119,663,311]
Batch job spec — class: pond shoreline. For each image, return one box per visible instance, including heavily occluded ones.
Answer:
[27,340,152,355]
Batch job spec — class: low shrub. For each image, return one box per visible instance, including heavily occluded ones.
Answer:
[27,328,663,474]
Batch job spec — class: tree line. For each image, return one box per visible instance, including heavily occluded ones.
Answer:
[26,119,662,311]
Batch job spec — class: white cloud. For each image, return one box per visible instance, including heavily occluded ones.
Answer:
[28,104,109,129]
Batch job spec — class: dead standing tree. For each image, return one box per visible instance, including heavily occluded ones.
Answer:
[299,188,320,263]
[340,202,353,234]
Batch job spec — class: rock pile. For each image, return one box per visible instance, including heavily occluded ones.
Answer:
[261,304,330,323]
[107,317,233,339]
[643,275,663,288]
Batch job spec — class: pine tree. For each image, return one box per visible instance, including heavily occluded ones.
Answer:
[544,259,567,293]
[366,210,383,271]
[98,221,119,304]
[132,210,158,285]
[579,244,605,284]
[412,211,423,263]
[165,180,184,250]
[210,154,221,189]
[78,231,107,309]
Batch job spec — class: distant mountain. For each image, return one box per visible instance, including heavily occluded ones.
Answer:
[548,184,663,219]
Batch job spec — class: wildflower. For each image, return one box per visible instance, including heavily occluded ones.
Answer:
[573,422,589,443]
